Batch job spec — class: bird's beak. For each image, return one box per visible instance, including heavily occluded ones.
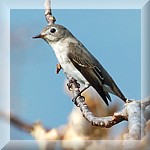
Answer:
[32,34,44,39]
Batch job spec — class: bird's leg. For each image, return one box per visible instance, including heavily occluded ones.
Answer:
[67,78,90,106]
[56,63,62,74]
[67,78,80,91]
[72,84,90,105]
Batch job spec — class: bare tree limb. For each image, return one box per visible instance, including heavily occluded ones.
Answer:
[1,112,54,138]
[44,0,56,24]
[10,113,34,132]
[0,112,33,133]
[141,95,150,109]
[140,96,150,121]
[122,101,147,150]
[144,105,150,121]
[66,78,150,150]
[67,78,128,128]
[127,102,146,139]
[67,79,150,129]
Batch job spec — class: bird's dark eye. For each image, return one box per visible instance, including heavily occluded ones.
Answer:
[50,28,56,33]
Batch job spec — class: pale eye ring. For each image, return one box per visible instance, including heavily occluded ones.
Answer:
[50,28,56,33]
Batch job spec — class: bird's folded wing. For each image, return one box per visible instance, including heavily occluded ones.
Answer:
[67,42,111,105]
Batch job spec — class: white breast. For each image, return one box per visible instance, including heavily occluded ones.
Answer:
[50,40,88,85]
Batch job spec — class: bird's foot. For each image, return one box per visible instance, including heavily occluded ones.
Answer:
[67,78,80,91]
[67,78,85,107]
[56,63,62,74]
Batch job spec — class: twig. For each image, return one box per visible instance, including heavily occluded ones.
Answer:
[140,96,150,121]
[67,78,150,150]
[67,78,128,128]
[0,112,33,133]
[122,101,146,150]
[144,105,150,121]
[141,95,150,109]
[127,102,146,139]
[44,0,56,24]
[67,78,150,130]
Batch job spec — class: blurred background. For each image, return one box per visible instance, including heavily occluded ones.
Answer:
[10,9,141,140]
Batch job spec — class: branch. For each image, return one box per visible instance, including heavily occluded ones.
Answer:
[141,95,150,108]
[67,78,150,150]
[67,79,149,128]
[67,78,128,128]
[122,101,146,150]
[139,96,150,121]
[144,105,150,121]
[0,111,60,149]
[44,0,56,24]
[0,112,55,137]
[0,112,33,133]
[127,101,146,139]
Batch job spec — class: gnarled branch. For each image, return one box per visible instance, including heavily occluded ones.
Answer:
[67,78,150,141]
[44,0,56,24]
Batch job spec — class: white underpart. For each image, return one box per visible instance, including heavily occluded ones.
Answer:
[50,39,90,87]
[49,38,116,95]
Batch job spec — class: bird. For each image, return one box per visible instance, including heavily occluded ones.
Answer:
[33,24,127,106]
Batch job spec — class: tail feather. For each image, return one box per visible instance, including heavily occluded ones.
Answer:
[96,87,110,106]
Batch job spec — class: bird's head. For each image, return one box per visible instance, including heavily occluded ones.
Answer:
[33,24,70,43]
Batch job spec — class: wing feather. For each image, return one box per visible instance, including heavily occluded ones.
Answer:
[67,42,111,105]
[67,42,126,105]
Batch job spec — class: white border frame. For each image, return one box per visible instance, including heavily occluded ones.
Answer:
[0,0,149,149]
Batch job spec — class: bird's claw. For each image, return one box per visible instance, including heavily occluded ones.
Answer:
[72,97,78,106]
[67,82,73,91]
[67,78,84,107]
[67,78,80,91]
[56,63,62,74]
